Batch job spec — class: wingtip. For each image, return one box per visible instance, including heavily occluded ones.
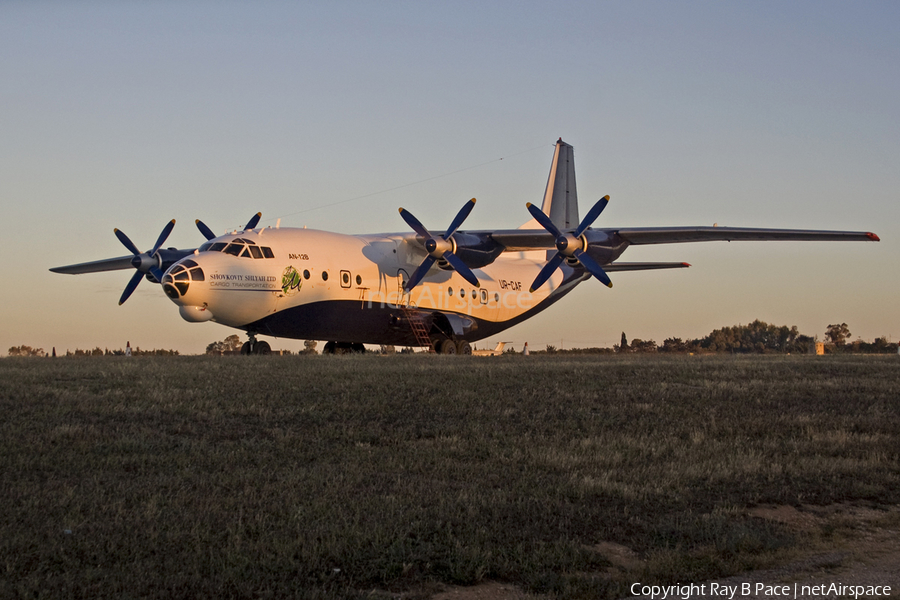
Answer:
[525,202,533,208]
[607,282,613,289]
[682,262,692,267]
[867,232,880,241]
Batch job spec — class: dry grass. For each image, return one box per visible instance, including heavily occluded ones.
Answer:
[1,354,898,599]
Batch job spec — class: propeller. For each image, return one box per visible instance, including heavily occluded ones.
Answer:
[526,195,612,292]
[113,219,176,305]
[195,212,262,241]
[398,198,480,291]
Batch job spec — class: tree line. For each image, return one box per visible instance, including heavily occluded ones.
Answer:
[542,320,897,355]
[7,345,178,357]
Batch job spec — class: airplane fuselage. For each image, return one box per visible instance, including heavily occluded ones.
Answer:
[163,227,595,347]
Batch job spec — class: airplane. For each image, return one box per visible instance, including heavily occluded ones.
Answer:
[472,341,512,357]
[51,139,880,355]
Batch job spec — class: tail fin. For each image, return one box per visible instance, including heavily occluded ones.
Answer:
[518,138,580,230]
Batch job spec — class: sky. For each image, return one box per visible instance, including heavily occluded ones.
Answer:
[2,1,898,355]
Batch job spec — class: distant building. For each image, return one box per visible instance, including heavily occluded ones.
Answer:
[808,341,825,356]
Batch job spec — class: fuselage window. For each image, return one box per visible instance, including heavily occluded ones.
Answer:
[342,272,350,285]
[494,293,500,303]
[322,271,328,281]
[303,269,310,279]
[356,274,362,285]
[448,287,454,297]
[262,247,274,258]
[471,290,477,300]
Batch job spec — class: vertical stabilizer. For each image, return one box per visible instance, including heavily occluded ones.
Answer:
[519,138,580,230]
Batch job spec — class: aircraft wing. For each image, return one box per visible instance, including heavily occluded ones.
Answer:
[50,255,137,274]
[50,248,197,275]
[613,226,879,245]
[486,229,556,251]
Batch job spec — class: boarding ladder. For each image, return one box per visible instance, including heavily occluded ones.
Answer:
[400,295,435,353]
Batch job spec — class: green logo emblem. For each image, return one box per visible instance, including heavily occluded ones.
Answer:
[282,266,302,295]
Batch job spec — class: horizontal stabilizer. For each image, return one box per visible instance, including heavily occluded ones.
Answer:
[603,262,691,272]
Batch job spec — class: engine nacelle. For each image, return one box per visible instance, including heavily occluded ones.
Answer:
[582,229,628,265]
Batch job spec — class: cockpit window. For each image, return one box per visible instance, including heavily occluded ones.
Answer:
[198,238,275,259]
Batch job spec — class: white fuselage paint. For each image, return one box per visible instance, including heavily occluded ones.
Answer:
[167,227,581,338]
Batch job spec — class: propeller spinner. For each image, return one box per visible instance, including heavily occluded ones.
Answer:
[526,195,612,292]
[114,219,176,305]
[398,198,480,292]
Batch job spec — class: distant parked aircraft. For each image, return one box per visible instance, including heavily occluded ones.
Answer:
[472,341,511,356]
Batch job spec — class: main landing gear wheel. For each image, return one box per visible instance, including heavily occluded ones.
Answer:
[240,341,271,355]
[455,340,472,355]
[438,339,457,355]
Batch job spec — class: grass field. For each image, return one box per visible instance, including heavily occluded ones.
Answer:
[1,354,898,599]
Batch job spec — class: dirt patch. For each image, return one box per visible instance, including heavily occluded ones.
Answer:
[426,504,900,600]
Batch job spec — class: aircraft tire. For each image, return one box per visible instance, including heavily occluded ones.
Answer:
[351,343,366,354]
[323,341,337,355]
[456,340,472,355]
[439,339,457,355]
[240,342,252,355]
[254,341,271,355]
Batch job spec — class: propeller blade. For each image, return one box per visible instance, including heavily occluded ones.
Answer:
[245,212,262,230]
[114,228,141,256]
[119,270,144,305]
[444,198,476,239]
[574,196,609,238]
[442,251,479,287]
[573,248,613,288]
[529,252,565,292]
[196,219,216,241]
[525,203,562,238]
[405,256,437,291]
[150,220,176,256]
[398,208,433,239]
